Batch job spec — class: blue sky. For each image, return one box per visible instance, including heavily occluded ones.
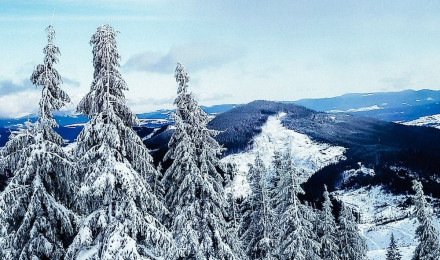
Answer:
[1,0,440,117]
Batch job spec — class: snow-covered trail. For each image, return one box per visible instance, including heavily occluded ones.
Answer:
[222,113,346,198]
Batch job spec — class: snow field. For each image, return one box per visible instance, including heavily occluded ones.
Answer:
[334,186,440,260]
[222,113,346,198]
[403,114,440,129]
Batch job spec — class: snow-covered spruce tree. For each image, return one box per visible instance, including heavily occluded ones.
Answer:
[267,151,282,209]
[272,149,321,260]
[386,233,402,260]
[411,180,440,260]
[0,24,77,260]
[317,185,338,260]
[162,63,243,259]
[225,163,240,229]
[66,24,172,260]
[31,24,71,128]
[337,203,367,260]
[238,155,275,259]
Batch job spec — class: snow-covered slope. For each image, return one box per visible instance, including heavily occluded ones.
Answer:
[222,113,346,198]
[333,186,440,260]
[402,114,440,129]
[221,112,440,260]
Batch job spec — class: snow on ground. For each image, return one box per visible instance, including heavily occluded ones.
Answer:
[138,118,170,126]
[402,114,440,129]
[63,142,78,154]
[64,123,86,128]
[142,128,160,141]
[328,105,382,113]
[333,185,440,260]
[222,113,346,198]
[346,105,382,112]
[340,162,375,186]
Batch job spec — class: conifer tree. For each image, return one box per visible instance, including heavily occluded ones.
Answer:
[272,150,321,260]
[0,24,77,260]
[386,233,402,260]
[162,63,243,259]
[225,163,240,229]
[411,180,440,260]
[268,151,282,210]
[337,203,367,260]
[66,24,172,260]
[270,150,282,188]
[317,185,338,260]
[239,155,275,259]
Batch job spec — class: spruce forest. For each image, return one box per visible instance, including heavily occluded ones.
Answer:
[0,21,439,260]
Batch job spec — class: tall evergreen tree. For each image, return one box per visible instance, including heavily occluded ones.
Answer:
[225,163,240,229]
[411,180,440,260]
[269,150,282,188]
[386,233,402,260]
[317,185,338,260]
[272,150,321,260]
[238,155,275,259]
[162,63,243,259]
[337,203,367,260]
[0,24,77,260]
[267,151,282,211]
[66,24,172,260]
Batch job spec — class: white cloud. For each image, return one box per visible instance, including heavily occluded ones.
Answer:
[0,91,40,118]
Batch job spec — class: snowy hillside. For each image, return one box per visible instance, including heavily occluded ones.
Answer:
[334,186,440,260]
[402,114,440,129]
[222,113,346,198]
[221,112,440,260]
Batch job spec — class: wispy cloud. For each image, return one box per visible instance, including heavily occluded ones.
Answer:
[124,43,244,74]
[63,77,81,88]
[0,76,79,96]
[0,79,33,96]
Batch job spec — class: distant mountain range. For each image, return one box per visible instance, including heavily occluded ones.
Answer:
[293,89,440,122]
[0,104,239,146]
[2,89,440,147]
[1,89,439,128]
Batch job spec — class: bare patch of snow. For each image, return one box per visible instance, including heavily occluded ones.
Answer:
[222,113,346,198]
[341,162,375,185]
[142,128,160,141]
[346,105,382,112]
[64,123,86,128]
[328,105,382,113]
[402,114,440,129]
[138,118,170,126]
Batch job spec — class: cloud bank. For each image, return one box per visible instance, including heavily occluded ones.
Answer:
[124,43,244,74]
